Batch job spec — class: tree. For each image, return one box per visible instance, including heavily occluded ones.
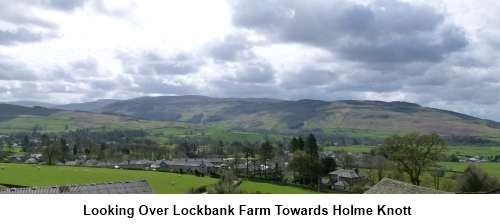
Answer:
[21,135,30,152]
[457,165,500,193]
[320,157,337,176]
[337,150,355,169]
[380,133,447,185]
[242,143,255,177]
[289,150,309,184]
[41,134,57,165]
[72,144,78,156]
[214,169,238,194]
[258,140,274,177]
[304,134,319,158]
[59,138,70,162]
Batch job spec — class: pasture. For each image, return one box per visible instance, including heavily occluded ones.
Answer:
[0,163,315,194]
[0,163,217,194]
[237,180,317,194]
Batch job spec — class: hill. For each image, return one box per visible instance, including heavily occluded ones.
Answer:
[55,99,121,112]
[2,96,500,142]
[0,104,59,122]
[87,95,500,138]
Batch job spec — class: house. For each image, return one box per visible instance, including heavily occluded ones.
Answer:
[0,180,154,194]
[159,158,220,175]
[328,169,366,191]
[126,160,153,169]
[65,160,83,166]
[24,158,38,164]
[364,178,451,194]
[7,155,24,163]
[84,159,98,166]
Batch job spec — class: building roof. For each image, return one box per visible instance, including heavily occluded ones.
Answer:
[162,159,217,167]
[329,169,361,178]
[364,178,450,194]
[0,180,154,194]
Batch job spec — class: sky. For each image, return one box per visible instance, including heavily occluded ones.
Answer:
[1,0,500,121]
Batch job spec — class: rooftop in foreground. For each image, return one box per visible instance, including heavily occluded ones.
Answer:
[0,180,154,194]
[364,178,451,194]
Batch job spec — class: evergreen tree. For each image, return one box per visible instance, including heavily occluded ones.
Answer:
[305,134,319,158]
[258,140,274,177]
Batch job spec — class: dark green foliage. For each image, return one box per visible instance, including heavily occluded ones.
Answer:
[380,133,447,185]
[305,134,319,158]
[320,157,337,176]
[288,134,321,187]
[258,140,274,177]
[457,165,500,193]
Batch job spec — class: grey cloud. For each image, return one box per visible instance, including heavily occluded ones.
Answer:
[232,62,275,83]
[281,68,337,90]
[0,28,47,45]
[120,52,202,76]
[231,0,468,64]
[0,56,37,80]
[0,2,59,45]
[33,0,88,11]
[208,79,280,98]
[209,34,254,61]
[132,76,197,95]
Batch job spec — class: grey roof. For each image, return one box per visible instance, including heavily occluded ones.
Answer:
[364,178,451,194]
[329,169,361,178]
[162,159,217,167]
[0,180,154,194]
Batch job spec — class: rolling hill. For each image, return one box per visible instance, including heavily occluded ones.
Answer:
[85,95,500,138]
[3,96,500,141]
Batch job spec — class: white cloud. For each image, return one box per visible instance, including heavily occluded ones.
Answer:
[1,0,500,121]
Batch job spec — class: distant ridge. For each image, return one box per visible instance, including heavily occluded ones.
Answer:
[2,95,500,138]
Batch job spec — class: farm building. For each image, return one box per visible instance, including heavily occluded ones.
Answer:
[364,178,450,194]
[328,169,367,191]
[0,180,154,194]
[158,159,221,175]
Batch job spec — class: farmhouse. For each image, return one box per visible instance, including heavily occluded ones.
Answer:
[0,180,154,194]
[328,169,366,191]
[159,158,220,175]
[364,178,450,194]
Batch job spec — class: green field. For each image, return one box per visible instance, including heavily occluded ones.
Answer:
[441,162,500,177]
[237,180,317,194]
[323,145,500,158]
[447,146,500,157]
[323,145,373,153]
[0,163,217,193]
[0,163,315,194]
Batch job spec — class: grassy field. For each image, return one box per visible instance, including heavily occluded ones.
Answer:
[0,163,317,194]
[447,146,500,157]
[237,180,317,194]
[441,162,500,177]
[0,163,217,193]
[323,145,373,153]
[323,145,500,158]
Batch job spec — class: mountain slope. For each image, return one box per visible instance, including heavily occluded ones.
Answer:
[0,104,59,121]
[6,101,58,108]
[55,99,121,112]
[94,96,500,137]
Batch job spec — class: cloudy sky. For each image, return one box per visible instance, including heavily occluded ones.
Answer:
[1,0,500,120]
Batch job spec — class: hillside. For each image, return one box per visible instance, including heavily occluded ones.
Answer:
[55,99,121,112]
[85,95,500,138]
[0,104,59,122]
[3,96,500,141]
